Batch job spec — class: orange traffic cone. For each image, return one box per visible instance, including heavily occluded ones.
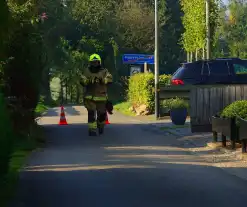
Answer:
[59,106,68,125]
[105,113,110,125]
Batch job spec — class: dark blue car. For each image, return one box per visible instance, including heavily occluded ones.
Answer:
[171,58,247,85]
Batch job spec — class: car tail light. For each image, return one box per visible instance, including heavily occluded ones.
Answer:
[171,79,184,85]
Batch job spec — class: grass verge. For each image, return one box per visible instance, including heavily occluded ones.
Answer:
[0,125,45,207]
[35,102,48,116]
[160,124,190,130]
[114,101,136,116]
[0,124,45,206]
[35,98,58,117]
[0,102,47,206]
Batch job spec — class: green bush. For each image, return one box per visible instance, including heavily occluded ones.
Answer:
[162,97,189,110]
[128,73,171,112]
[159,74,172,86]
[221,100,247,120]
[128,73,154,110]
[0,93,14,177]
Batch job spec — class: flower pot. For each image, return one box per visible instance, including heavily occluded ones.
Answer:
[170,108,187,125]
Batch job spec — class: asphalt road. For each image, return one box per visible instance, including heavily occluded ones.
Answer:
[9,106,247,207]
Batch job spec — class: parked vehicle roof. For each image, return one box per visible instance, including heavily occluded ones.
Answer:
[181,57,246,66]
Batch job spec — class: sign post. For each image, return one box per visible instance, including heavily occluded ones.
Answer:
[144,62,148,73]
[154,0,160,120]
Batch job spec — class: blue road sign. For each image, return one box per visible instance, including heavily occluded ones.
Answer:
[122,54,154,64]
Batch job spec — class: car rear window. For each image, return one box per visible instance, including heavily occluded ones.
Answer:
[173,63,202,79]
[172,67,184,79]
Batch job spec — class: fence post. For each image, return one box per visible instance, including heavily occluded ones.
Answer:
[230,118,236,150]
[242,140,247,153]
[213,131,218,142]
[222,135,226,147]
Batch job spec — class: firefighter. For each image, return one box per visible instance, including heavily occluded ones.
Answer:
[80,54,113,136]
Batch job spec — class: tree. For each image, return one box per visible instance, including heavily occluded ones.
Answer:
[225,0,247,57]
[180,0,219,61]
[213,0,247,58]
[159,0,184,73]
[115,0,155,52]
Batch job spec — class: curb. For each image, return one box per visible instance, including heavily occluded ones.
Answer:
[35,110,49,122]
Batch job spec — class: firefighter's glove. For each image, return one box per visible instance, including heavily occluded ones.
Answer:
[103,74,113,84]
[106,100,113,114]
[80,75,89,86]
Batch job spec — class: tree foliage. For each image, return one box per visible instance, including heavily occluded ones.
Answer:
[224,0,247,57]
[180,0,219,60]
[213,0,247,58]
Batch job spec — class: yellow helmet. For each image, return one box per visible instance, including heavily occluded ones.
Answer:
[89,54,101,63]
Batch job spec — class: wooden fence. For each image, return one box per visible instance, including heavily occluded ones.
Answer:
[159,84,247,133]
[159,85,191,100]
[190,84,247,132]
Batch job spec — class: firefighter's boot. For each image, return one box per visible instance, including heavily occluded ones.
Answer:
[89,130,97,136]
[88,121,97,136]
[97,112,106,135]
[98,126,104,135]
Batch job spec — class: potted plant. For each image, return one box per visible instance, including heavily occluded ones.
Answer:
[220,100,247,145]
[160,99,172,117]
[168,97,189,125]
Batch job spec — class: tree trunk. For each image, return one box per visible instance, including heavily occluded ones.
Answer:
[60,80,64,105]
[44,70,51,105]
[187,52,189,62]
[202,47,205,60]
[70,85,73,103]
[65,79,68,104]
[76,85,80,104]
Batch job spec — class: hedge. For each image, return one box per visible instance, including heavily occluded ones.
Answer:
[128,73,171,112]
[0,94,14,177]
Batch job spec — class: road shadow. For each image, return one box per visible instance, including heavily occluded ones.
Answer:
[64,106,81,116]
[43,106,81,117]
[24,122,241,168]
[143,122,213,149]
[8,122,247,207]
[9,165,247,207]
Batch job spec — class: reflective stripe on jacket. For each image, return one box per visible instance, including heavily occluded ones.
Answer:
[88,122,97,129]
[84,95,107,101]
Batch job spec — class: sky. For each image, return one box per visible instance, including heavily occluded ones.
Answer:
[223,0,228,4]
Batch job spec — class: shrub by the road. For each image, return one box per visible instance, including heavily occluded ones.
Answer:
[128,73,171,113]
[128,73,154,111]
[0,94,48,206]
[0,94,14,177]
[159,74,172,85]
[221,100,247,121]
